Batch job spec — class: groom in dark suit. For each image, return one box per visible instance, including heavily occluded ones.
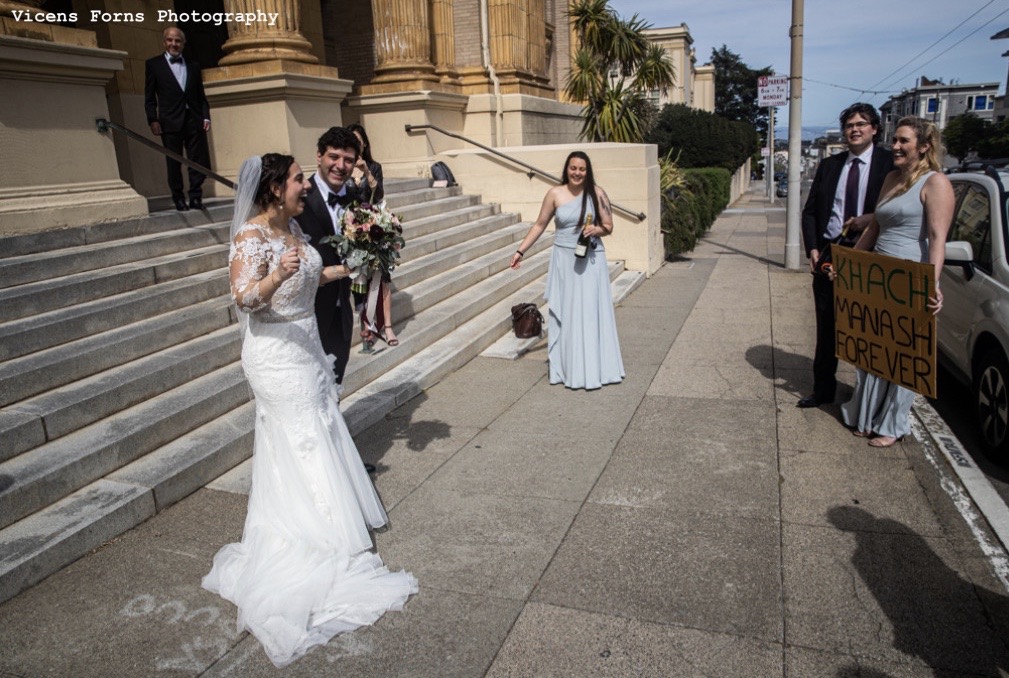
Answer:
[798,102,893,408]
[144,26,212,211]
[296,127,362,387]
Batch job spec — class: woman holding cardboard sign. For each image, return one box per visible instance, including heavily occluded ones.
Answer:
[839,116,954,447]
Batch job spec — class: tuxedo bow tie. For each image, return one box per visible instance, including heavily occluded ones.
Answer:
[169,55,183,64]
[327,192,352,208]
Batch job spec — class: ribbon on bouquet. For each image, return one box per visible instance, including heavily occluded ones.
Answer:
[352,268,383,334]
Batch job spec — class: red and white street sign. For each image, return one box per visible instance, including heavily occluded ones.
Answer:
[758,75,789,107]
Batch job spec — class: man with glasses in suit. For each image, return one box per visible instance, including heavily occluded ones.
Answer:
[798,103,894,409]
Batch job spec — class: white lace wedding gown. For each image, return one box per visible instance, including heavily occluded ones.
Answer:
[202,220,417,667]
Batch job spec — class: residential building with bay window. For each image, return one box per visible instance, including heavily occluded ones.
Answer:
[879,76,999,142]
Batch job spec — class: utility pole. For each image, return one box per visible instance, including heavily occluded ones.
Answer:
[784,0,804,270]
[767,106,775,204]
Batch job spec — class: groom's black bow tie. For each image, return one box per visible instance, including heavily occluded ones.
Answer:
[169,55,183,64]
[327,192,352,208]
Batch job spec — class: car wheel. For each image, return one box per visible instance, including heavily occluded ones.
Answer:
[976,348,1009,460]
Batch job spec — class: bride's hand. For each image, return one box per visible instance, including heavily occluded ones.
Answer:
[277,248,301,281]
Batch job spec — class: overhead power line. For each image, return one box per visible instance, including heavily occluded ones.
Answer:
[876,5,1009,91]
[866,0,998,92]
[804,78,891,95]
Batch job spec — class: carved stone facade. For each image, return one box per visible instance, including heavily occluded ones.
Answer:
[0,0,589,230]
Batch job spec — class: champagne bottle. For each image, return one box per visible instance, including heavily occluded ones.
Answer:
[574,211,593,258]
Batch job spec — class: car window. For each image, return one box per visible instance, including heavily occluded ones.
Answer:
[949,183,992,273]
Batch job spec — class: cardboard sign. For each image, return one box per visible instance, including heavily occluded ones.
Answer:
[832,246,937,398]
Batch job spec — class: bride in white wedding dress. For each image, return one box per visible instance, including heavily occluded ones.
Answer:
[202,153,417,667]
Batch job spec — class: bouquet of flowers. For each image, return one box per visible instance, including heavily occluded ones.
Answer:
[321,201,405,295]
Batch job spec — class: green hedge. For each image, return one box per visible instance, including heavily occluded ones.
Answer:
[646,104,759,171]
[661,167,732,258]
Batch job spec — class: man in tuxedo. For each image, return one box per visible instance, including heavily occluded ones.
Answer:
[144,27,212,211]
[298,127,376,473]
[296,127,361,387]
[798,102,894,408]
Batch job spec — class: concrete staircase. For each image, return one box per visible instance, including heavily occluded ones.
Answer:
[0,177,636,604]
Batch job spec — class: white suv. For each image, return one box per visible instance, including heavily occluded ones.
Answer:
[939,164,1009,460]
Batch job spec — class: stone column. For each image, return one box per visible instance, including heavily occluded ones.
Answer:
[202,0,351,192]
[367,0,438,89]
[218,0,318,66]
[430,0,460,86]
[485,0,551,96]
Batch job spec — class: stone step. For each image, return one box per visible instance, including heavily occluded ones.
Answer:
[0,296,233,410]
[342,243,553,394]
[0,223,231,290]
[385,226,549,328]
[2,325,240,450]
[397,202,500,241]
[0,477,156,606]
[480,264,644,360]
[0,244,230,323]
[0,203,235,259]
[0,362,250,531]
[0,184,454,290]
[392,221,530,292]
[108,402,255,513]
[399,212,521,264]
[0,216,520,406]
[0,269,229,362]
[390,192,478,223]
[383,185,462,213]
[0,178,431,261]
[383,177,432,194]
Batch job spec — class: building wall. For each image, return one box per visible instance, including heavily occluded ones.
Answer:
[641,24,713,113]
[322,0,373,84]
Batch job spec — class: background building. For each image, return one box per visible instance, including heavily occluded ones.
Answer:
[1,1,715,238]
[879,75,999,141]
[640,24,714,112]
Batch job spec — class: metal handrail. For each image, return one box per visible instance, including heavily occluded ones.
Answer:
[95,118,235,190]
[405,123,646,221]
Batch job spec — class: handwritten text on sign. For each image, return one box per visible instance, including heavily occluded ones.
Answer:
[832,246,937,398]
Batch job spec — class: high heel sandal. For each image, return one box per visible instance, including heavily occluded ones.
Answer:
[381,325,399,347]
[852,430,872,438]
[868,435,904,448]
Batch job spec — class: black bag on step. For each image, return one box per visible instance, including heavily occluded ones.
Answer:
[511,303,544,339]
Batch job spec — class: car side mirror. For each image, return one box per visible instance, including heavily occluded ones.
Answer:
[945,241,975,281]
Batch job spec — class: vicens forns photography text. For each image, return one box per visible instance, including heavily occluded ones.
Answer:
[9,9,282,27]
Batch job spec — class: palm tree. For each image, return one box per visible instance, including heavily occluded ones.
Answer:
[566,0,675,143]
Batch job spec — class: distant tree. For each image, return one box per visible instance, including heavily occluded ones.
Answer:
[646,103,759,171]
[709,45,772,137]
[977,118,1009,159]
[566,0,675,142]
[943,113,990,160]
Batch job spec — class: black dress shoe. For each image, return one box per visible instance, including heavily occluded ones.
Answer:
[364,463,376,473]
[189,197,204,210]
[173,198,190,211]
[796,394,830,408]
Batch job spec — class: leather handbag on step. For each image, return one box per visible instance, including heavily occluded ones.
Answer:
[511,303,544,338]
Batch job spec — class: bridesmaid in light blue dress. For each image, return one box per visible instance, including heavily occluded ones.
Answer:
[510,151,624,390]
[840,116,955,447]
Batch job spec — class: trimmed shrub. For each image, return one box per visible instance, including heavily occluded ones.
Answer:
[645,104,759,172]
[661,167,732,258]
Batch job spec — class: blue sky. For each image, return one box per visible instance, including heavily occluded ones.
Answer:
[605,0,1009,129]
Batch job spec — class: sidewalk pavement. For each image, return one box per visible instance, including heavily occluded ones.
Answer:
[3,189,1009,677]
